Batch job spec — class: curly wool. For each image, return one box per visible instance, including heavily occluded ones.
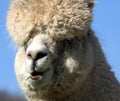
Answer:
[7,0,93,46]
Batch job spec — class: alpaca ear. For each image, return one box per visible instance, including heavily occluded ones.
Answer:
[80,0,94,8]
[87,0,94,8]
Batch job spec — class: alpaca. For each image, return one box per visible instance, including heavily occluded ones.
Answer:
[7,0,120,101]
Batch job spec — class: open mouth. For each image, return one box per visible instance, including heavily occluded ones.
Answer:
[30,69,49,80]
[30,70,45,80]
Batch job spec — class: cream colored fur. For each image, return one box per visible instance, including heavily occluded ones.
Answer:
[7,0,120,101]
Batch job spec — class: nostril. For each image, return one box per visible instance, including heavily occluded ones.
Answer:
[35,52,47,61]
[26,51,47,60]
[27,52,33,60]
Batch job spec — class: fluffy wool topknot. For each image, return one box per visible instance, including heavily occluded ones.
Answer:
[7,0,94,46]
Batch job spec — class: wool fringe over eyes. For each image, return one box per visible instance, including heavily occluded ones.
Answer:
[7,0,94,46]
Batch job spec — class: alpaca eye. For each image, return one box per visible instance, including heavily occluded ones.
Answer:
[23,38,33,50]
[63,38,72,44]
[62,37,80,48]
[23,41,28,51]
[62,38,74,48]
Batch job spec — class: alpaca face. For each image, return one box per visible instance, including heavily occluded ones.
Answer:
[15,33,94,97]
[7,0,94,99]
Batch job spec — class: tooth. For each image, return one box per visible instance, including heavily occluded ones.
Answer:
[31,75,40,79]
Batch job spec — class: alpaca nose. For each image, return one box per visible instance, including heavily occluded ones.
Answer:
[26,44,48,61]
[26,50,47,61]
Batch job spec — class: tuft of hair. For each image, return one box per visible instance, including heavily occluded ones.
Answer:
[7,0,94,46]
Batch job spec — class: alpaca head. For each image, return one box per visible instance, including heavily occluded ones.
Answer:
[7,0,95,99]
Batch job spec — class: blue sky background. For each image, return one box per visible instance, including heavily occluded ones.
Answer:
[0,0,120,94]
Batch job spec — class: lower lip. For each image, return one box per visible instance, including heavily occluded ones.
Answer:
[30,75,41,80]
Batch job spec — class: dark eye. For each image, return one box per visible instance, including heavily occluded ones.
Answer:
[23,41,28,50]
[23,38,33,50]
[63,38,72,44]
[62,37,80,48]
[62,38,75,48]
